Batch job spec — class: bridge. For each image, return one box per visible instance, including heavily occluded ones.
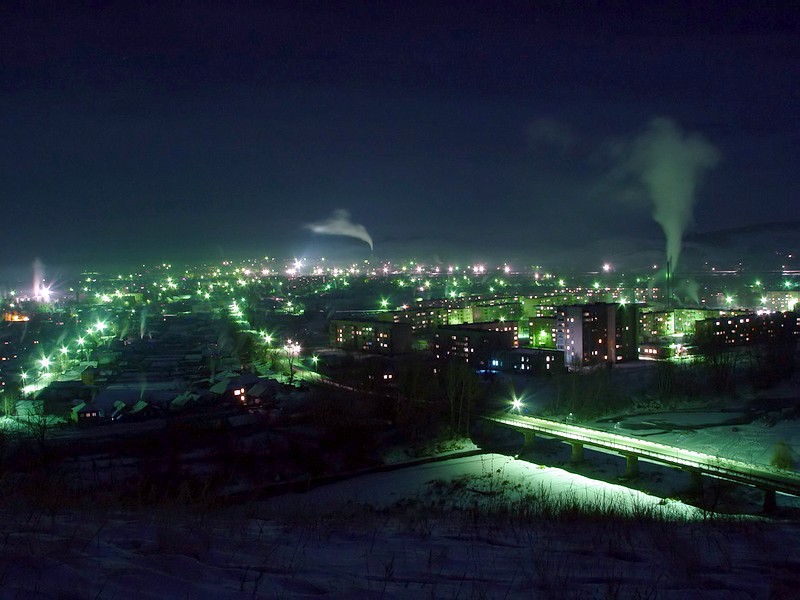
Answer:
[485,414,800,511]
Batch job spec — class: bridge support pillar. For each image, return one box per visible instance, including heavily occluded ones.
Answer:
[763,489,777,514]
[570,442,584,463]
[685,469,703,495]
[624,454,639,479]
[522,431,536,451]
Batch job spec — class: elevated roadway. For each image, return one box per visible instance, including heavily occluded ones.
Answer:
[486,414,800,507]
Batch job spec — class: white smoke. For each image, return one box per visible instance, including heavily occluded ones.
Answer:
[616,118,720,271]
[306,209,373,250]
[32,257,47,300]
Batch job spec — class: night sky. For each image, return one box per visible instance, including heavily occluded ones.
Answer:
[2,2,798,274]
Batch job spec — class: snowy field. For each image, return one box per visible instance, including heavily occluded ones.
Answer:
[591,407,800,469]
[2,453,799,598]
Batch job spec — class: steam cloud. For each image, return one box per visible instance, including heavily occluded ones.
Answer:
[306,209,373,250]
[32,258,45,298]
[618,118,720,271]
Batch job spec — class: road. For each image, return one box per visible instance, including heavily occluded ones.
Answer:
[486,413,800,496]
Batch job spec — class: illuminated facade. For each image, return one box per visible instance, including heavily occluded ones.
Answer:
[694,312,799,347]
[639,308,746,342]
[556,303,634,368]
[3,311,30,322]
[763,291,800,313]
[330,319,413,355]
[528,316,558,349]
[390,295,521,332]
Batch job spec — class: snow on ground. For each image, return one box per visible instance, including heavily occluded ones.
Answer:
[591,409,800,468]
[3,453,799,598]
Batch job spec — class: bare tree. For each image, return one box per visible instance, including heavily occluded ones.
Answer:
[443,361,481,436]
[18,411,51,448]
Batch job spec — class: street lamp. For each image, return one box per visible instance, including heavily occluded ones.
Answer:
[283,339,301,384]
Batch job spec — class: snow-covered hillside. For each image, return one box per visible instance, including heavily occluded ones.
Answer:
[2,454,798,598]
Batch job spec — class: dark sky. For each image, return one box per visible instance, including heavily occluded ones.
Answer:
[1,1,798,273]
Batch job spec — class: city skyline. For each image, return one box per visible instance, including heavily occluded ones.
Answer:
[2,3,798,272]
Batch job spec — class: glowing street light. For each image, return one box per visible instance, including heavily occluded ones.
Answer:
[283,340,301,356]
[511,396,523,412]
[283,339,301,385]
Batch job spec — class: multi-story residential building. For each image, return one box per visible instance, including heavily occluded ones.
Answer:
[492,347,565,374]
[556,303,636,368]
[694,312,799,347]
[433,321,519,368]
[329,318,413,355]
[762,291,800,313]
[389,295,521,333]
[639,307,746,342]
[528,316,558,349]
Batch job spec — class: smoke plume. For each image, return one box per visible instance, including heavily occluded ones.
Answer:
[306,209,373,250]
[618,118,720,270]
[32,258,45,298]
